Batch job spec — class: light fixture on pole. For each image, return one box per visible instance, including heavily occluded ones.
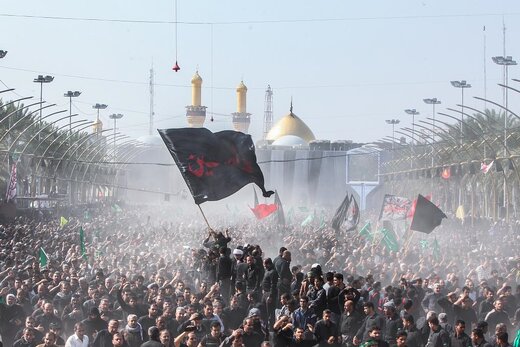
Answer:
[492,55,516,220]
[450,80,471,143]
[404,109,419,168]
[33,75,54,138]
[0,50,7,58]
[492,56,516,157]
[64,91,81,134]
[108,113,124,162]
[92,103,108,135]
[385,119,400,151]
[423,98,441,169]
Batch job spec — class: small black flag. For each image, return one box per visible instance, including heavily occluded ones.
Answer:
[410,194,447,234]
[275,190,285,226]
[158,128,274,204]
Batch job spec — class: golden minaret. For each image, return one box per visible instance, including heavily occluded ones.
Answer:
[186,71,207,127]
[232,81,251,133]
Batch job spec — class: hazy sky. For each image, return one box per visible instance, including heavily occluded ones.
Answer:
[1,0,519,144]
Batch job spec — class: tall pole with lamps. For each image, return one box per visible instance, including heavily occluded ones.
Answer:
[492,55,516,221]
[423,98,441,168]
[108,114,124,162]
[33,75,54,139]
[64,91,81,134]
[404,109,419,169]
[450,80,471,144]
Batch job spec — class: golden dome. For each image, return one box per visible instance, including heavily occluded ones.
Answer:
[266,112,316,143]
[191,71,202,85]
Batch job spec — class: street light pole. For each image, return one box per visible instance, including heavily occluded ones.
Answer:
[108,114,124,162]
[92,103,108,136]
[423,98,441,168]
[492,55,516,221]
[385,119,400,152]
[404,109,419,169]
[64,91,81,134]
[450,80,472,144]
[33,75,54,139]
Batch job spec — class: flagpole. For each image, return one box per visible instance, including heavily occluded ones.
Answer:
[197,204,213,231]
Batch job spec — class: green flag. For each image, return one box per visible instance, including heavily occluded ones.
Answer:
[359,221,373,241]
[112,204,122,213]
[301,213,314,227]
[39,247,48,268]
[419,240,429,249]
[79,227,87,260]
[380,228,399,252]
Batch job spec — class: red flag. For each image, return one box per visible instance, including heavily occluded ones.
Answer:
[407,194,431,219]
[250,204,278,219]
[441,167,450,180]
[481,161,494,174]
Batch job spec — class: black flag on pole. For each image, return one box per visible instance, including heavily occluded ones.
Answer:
[158,128,274,204]
[410,194,447,234]
[331,194,351,231]
[274,190,285,226]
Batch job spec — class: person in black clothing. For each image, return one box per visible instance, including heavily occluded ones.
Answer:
[452,294,477,335]
[241,317,264,347]
[117,283,148,321]
[217,247,233,303]
[261,258,278,329]
[450,320,472,347]
[308,277,327,319]
[81,307,108,342]
[401,314,423,347]
[13,327,37,347]
[231,249,247,296]
[245,256,262,302]
[382,301,402,347]
[354,302,386,344]
[313,309,339,347]
[200,321,226,347]
[92,319,123,347]
[277,251,292,298]
[222,295,247,334]
[340,300,363,347]
[425,316,450,347]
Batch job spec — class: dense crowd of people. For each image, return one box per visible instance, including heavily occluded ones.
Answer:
[0,201,519,347]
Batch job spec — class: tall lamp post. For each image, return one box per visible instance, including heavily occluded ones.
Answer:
[450,80,471,143]
[404,109,419,168]
[64,91,81,134]
[423,98,441,168]
[385,119,400,151]
[92,103,108,135]
[33,75,54,138]
[108,114,124,162]
[492,55,516,220]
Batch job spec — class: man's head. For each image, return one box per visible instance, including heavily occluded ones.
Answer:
[471,328,484,345]
[185,332,198,347]
[108,319,119,334]
[156,316,167,330]
[299,296,309,310]
[23,328,35,342]
[402,314,414,329]
[149,303,159,317]
[74,322,86,339]
[243,317,254,334]
[396,331,407,347]
[322,309,332,323]
[363,302,375,315]
[204,303,214,318]
[428,317,440,330]
[294,327,305,342]
[344,300,354,313]
[368,326,381,340]
[455,320,466,335]
[282,250,291,262]
[127,314,138,328]
[210,322,222,337]
[43,302,54,316]
[112,332,124,347]
[43,332,56,347]
[493,299,503,311]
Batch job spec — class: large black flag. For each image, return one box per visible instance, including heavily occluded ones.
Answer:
[158,128,274,204]
[410,194,447,234]
[331,194,351,231]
